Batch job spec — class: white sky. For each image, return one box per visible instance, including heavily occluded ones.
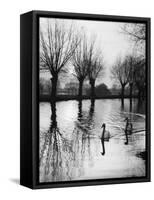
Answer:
[40,18,135,88]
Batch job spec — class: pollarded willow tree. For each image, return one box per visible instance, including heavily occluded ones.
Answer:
[88,54,104,99]
[72,35,92,99]
[133,57,146,100]
[124,55,136,100]
[111,56,130,102]
[122,54,146,101]
[40,20,80,102]
[121,23,146,100]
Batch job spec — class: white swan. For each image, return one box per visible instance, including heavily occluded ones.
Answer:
[101,123,111,142]
[100,123,111,155]
[124,117,133,145]
[124,117,133,135]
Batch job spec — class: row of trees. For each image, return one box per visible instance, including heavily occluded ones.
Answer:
[72,36,104,99]
[40,20,146,102]
[111,23,146,102]
[40,79,111,97]
[111,54,145,101]
[40,20,104,102]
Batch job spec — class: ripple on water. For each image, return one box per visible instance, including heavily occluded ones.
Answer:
[39,99,146,182]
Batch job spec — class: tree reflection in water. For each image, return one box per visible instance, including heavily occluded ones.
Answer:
[74,100,96,175]
[137,99,145,114]
[40,101,75,182]
[119,98,145,146]
[40,100,96,182]
[40,99,146,182]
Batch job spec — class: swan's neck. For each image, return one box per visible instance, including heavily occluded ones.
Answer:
[126,120,129,127]
[102,126,105,138]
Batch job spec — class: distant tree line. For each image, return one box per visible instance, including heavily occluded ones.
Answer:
[86,83,111,97]
[39,79,111,97]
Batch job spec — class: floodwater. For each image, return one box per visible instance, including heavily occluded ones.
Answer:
[39,99,146,183]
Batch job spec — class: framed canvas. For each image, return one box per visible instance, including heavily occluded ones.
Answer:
[20,10,151,189]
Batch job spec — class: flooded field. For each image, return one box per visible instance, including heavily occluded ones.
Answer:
[39,99,146,183]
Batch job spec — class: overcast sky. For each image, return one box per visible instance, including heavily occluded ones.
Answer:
[40,18,135,88]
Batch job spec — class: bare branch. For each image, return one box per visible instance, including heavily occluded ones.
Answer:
[40,20,80,77]
[111,56,130,86]
[121,23,146,43]
[72,34,89,81]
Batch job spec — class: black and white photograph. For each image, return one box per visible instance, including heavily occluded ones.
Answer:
[0,0,153,196]
[39,17,148,183]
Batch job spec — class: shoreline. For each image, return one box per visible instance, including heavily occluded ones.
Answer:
[39,94,139,102]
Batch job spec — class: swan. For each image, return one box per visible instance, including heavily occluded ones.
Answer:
[124,117,133,135]
[101,123,111,141]
[124,117,133,145]
[100,123,111,155]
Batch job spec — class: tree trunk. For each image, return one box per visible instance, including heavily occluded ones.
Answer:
[138,88,141,100]
[142,86,146,100]
[78,80,83,99]
[90,79,95,99]
[121,84,125,102]
[129,98,132,112]
[129,83,133,100]
[51,75,58,102]
[129,83,133,111]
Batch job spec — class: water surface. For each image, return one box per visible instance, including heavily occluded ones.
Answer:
[39,99,146,182]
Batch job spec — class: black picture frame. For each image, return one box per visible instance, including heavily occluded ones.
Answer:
[20,10,151,189]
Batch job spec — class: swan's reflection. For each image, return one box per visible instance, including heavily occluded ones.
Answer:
[40,98,146,182]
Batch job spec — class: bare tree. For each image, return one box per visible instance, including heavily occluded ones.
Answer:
[121,23,146,43]
[121,23,146,56]
[124,55,136,100]
[72,36,90,99]
[134,58,146,100]
[121,23,146,101]
[40,20,80,102]
[111,56,130,101]
[88,55,104,99]
[124,55,146,101]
